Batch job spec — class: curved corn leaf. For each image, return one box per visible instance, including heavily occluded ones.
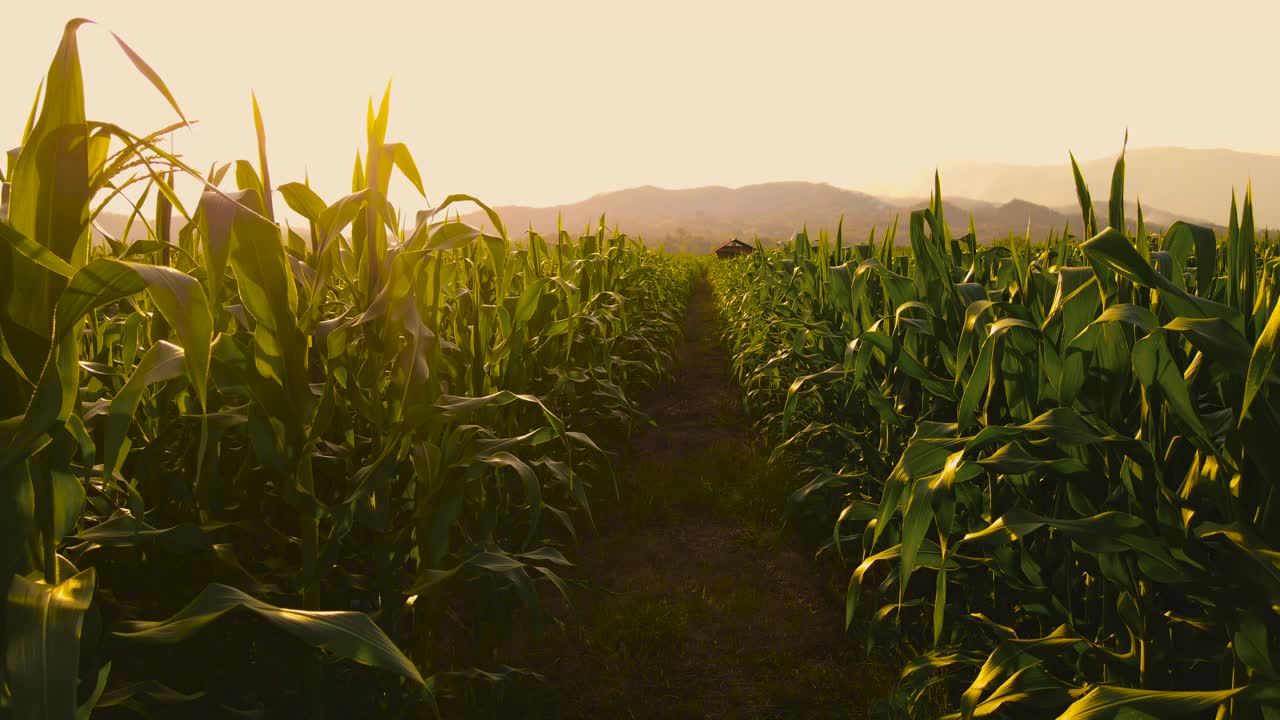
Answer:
[114,583,423,685]
[1056,685,1241,719]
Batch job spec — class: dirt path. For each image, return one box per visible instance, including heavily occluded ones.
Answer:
[500,277,884,719]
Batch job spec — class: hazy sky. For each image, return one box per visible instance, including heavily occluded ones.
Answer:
[6,1,1279,211]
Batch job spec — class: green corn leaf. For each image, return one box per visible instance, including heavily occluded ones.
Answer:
[251,93,274,221]
[1056,685,1241,719]
[5,568,97,720]
[1234,612,1278,679]
[122,263,213,409]
[854,330,956,400]
[898,475,937,608]
[1132,329,1214,451]
[940,664,1070,719]
[279,182,327,224]
[846,540,955,629]
[435,391,566,439]
[959,625,1079,719]
[114,583,424,685]
[233,160,262,201]
[384,143,427,200]
[102,341,185,481]
[1243,290,1280,422]
[70,511,214,554]
[1069,152,1097,239]
[1083,228,1245,330]
[962,508,1191,583]
[1108,132,1127,234]
[1,259,212,471]
[223,190,310,425]
[3,19,92,358]
[74,662,110,720]
[0,219,75,279]
[1161,222,1217,296]
[109,32,188,125]
[20,79,44,145]
[1239,186,1257,320]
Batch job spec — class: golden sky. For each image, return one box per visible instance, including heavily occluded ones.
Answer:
[5,1,1279,211]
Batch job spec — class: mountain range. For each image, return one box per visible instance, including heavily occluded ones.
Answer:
[462,147,1277,253]
[464,185,1214,255]
[934,147,1280,229]
[89,147,1277,255]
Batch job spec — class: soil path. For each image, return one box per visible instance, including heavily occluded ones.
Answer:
[501,277,881,719]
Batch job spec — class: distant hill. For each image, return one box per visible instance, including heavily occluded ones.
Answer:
[86,147,1263,255]
[935,147,1280,228]
[466,182,894,253]
[464,181,1213,254]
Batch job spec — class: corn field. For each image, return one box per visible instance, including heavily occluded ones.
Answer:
[0,21,696,717]
[710,155,1280,717]
[10,13,1280,720]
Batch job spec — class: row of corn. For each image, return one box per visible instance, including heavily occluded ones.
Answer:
[0,20,697,718]
[709,147,1280,718]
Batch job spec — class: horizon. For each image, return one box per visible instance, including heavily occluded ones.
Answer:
[8,1,1280,213]
[499,144,1280,210]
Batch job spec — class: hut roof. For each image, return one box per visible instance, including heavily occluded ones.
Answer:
[714,238,754,253]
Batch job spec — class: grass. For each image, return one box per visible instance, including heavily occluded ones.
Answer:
[617,438,798,529]
[491,280,901,719]
[529,559,879,720]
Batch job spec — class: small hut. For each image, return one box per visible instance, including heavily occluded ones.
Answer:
[714,238,755,259]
